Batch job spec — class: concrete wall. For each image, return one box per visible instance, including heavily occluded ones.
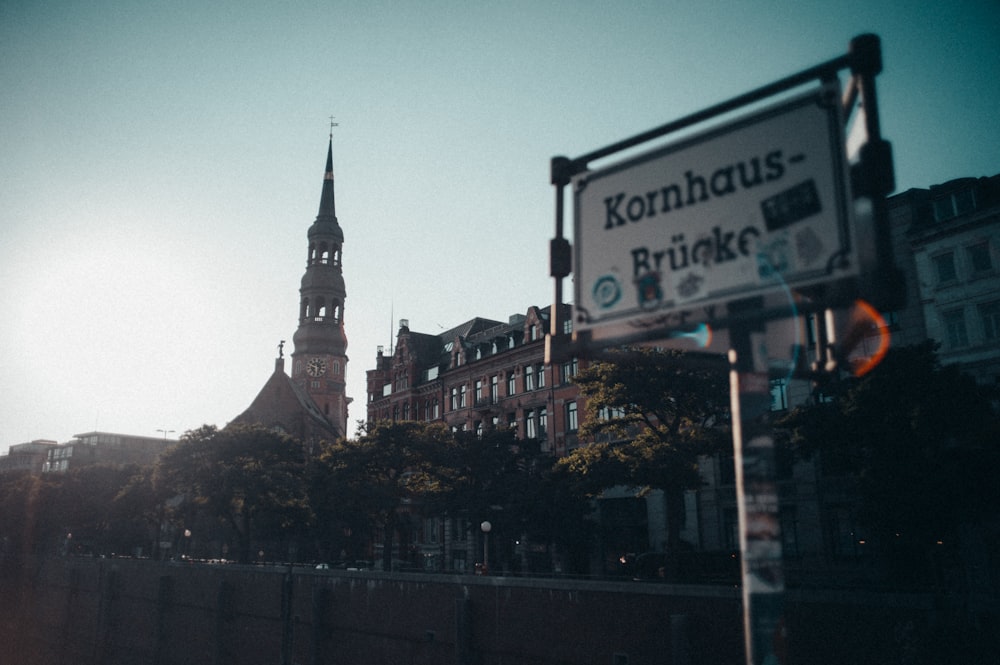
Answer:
[1,556,981,665]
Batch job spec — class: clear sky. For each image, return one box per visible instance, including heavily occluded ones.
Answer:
[2,1,998,452]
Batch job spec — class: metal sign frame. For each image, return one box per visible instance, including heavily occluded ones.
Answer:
[547,34,897,665]
[572,83,854,340]
[547,34,897,365]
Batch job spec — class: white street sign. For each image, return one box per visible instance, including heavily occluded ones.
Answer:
[573,83,855,339]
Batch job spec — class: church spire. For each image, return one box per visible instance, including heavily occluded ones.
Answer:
[290,135,351,438]
[317,138,336,219]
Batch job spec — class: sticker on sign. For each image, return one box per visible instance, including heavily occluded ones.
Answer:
[572,83,854,338]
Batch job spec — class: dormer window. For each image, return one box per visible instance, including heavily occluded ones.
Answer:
[933,188,976,222]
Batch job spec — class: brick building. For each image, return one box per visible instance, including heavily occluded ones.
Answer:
[366,304,581,456]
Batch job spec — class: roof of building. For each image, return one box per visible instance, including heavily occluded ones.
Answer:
[230,357,340,441]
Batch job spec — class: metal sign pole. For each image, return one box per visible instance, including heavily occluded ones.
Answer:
[728,300,786,665]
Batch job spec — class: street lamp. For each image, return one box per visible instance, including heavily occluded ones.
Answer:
[156,429,175,440]
[480,521,492,574]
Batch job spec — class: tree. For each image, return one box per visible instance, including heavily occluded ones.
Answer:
[315,421,453,571]
[556,347,730,578]
[113,466,174,559]
[0,471,42,565]
[779,341,1000,588]
[154,424,311,564]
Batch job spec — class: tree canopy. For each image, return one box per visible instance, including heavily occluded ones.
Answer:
[554,347,730,577]
[154,424,310,563]
[779,341,1000,586]
[314,420,454,570]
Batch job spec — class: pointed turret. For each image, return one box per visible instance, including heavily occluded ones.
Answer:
[317,139,337,220]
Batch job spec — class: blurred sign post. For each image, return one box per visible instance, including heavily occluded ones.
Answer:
[548,35,894,665]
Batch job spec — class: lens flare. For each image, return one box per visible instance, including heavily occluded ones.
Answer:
[845,299,891,376]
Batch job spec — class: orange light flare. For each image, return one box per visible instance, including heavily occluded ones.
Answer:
[841,299,891,376]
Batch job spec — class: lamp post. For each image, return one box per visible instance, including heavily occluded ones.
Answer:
[156,429,175,440]
[480,521,492,575]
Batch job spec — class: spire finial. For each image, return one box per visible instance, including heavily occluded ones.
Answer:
[329,115,338,140]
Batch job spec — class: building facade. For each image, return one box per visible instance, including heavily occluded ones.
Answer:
[39,431,176,473]
[0,440,58,474]
[366,304,580,456]
[893,174,1000,383]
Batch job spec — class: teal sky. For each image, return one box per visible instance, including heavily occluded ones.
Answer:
[2,1,998,449]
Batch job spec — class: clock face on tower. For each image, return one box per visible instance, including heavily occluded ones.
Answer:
[306,358,327,377]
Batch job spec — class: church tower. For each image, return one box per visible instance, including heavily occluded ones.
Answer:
[290,138,351,436]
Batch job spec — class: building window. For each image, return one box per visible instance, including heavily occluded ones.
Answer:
[402,402,410,420]
[525,409,536,439]
[475,421,483,438]
[450,387,459,411]
[933,188,976,222]
[524,365,535,391]
[770,378,789,411]
[933,252,957,284]
[538,407,547,439]
[561,358,579,385]
[507,412,517,432]
[536,363,546,389]
[460,384,467,408]
[883,310,901,331]
[432,398,440,419]
[490,375,499,404]
[979,301,1000,342]
[507,372,516,396]
[598,405,625,420]
[723,508,739,552]
[530,324,539,341]
[475,380,483,404]
[566,401,578,432]
[563,318,573,335]
[943,308,969,348]
[968,241,993,274]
